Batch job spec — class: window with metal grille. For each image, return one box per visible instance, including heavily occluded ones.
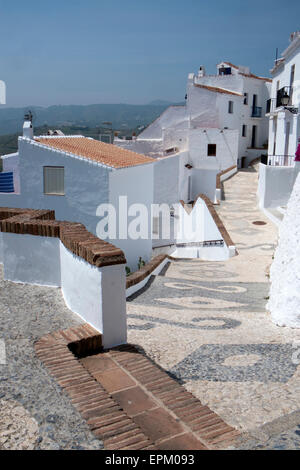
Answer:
[207,144,217,156]
[43,166,65,195]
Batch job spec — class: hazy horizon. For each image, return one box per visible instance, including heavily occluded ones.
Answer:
[1,0,300,107]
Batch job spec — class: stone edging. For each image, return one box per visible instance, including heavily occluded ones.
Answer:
[216,165,237,190]
[0,207,126,268]
[35,324,240,450]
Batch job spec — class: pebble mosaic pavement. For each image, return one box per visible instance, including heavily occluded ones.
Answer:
[128,166,300,448]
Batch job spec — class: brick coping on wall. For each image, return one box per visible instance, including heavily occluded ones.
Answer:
[126,254,169,289]
[35,324,240,450]
[216,165,237,190]
[0,207,126,268]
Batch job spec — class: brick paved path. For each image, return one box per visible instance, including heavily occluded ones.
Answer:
[35,326,239,450]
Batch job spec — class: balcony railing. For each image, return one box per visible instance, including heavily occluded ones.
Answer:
[251,106,262,118]
[268,155,295,167]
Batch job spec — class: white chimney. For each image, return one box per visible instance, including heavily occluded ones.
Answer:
[23,120,33,139]
[198,66,206,78]
[23,112,33,139]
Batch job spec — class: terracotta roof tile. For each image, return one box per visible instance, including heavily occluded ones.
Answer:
[222,61,239,69]
[222,62,272,82]
[35,137,154,169]
[238,72,272,83]
[194,83,243,97]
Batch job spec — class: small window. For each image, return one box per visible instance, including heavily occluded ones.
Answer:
[243,93,248,105]
[207,144,217,157]
[242,125,247,137]
[219,67,231,76]
[228,101,234,114]
[44,166,65,195]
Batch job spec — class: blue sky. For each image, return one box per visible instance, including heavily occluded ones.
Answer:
[0,0,299,107]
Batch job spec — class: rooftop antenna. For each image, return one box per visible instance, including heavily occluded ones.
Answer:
[275,47,278,63]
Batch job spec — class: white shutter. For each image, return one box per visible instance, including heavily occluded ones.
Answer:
[44,167,65,195]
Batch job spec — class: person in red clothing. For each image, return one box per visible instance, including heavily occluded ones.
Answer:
[295,138,300,162]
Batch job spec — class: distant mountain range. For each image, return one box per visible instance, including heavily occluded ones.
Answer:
[0,102,184,136]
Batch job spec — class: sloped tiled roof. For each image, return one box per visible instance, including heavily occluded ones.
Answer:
[35,137,154,169]
[194,83,243,97]
[222,61,239,69]
[222,61,272,82]
[239,72,272,83]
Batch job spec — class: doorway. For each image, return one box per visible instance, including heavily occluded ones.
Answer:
[284,121,290,165]
[251,125,257,148]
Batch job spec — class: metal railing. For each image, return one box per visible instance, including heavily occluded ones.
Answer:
[251,106,262,118]
[153,240,224,249]
[268,155,295,167]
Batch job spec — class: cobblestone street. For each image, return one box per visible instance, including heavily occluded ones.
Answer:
[0,271,102,450]
[127,166,300,448]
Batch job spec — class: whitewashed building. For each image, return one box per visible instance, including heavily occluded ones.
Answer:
[0,122,155,271]
[258,32,300,224]
[266,31,300,166]
[115,61,271,203]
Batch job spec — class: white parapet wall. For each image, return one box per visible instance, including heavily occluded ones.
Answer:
[2,233,61,286]
[0,230,127,348]
[267,172,300,327]
[258,162,300,209]
[60,243,126,348]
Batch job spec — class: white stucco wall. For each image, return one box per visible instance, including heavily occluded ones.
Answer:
[109,163,154,271]
[188,128,238,172]
[153,155,180,205]
[258,162,299,208]
[114,138,164,158]
[0,232,3,264]
[173,198,231,260]
[191,168,218,202]
[138,105,187,140]
[2,233,61,286]
[267,172,300,327]
[60,243,127,348]
[0,230,127,347]
[267,35,300,162]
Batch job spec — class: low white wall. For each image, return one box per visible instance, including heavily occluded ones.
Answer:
[191,168,218,202]
[0,232,3,264]
[267,172,300,327]
[60,243,126,348]
[258,163,299,209]
[220,166,237,183]
[126,256,170,298]
[174,198,231,260]
[1,232,127,348]
[2,233,61,286]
